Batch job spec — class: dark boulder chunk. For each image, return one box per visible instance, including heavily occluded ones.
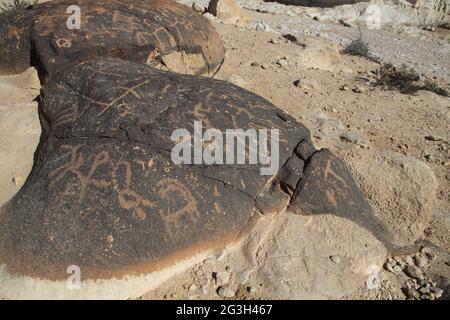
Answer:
[289,149,395,250]
[279,154,305,193]
[294,139,317,161]
[0,58,309,298]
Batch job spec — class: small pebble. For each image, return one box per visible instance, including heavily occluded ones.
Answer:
[330,255,341,264]
[419,287,430,294]
[404,265,425,280]
[430,287,443,299]
[188,284,197,292]
[217,286,236,298]
[353,86,366,93]
[191,3,204,13]
[269,38,279,45]
[414,254,428,268]
[276,58,288,67]
[403,287,419,299]
[214,271,230,286]
[404,256,414,266]
[393,265,403,274]
[421,247,437,261]
[418,279,427,286]
[420,293,434,300]
[425,134,444,142]
[405,279,416,289]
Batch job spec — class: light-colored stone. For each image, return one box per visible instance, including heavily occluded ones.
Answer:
[0,68,40,104]
[404,256,414,266]
[276,57,289,67]
[192,2,205,13]
[0,64,44,295]
[414,254,428,268]
[217,286,236,298]
[245,213,388,299]
[188,284,198,291]
[0,102,41,206]
[306,109,347,143]
[228,74,248,88]
[344,149,438,247]
[339,130,370,148]
[293,78,320,91]
[208,0,251,27]
[404,265,425,280]
[159,51,208,76]
[202,12,216,21]
[293,37,347,72]
[330,255,341,264]
[214,271,230,285]
[430,287,444,298]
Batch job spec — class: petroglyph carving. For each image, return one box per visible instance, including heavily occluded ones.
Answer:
[49,145,112,201]
[156,179,199,230]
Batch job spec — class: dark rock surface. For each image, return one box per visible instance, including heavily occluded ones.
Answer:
[289,149,395,250]
[0,57,399,299]
[0,0,225,80]
[0,57,310,280]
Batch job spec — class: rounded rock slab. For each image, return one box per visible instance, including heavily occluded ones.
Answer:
[0,0,226,80]
[0,57,310,299]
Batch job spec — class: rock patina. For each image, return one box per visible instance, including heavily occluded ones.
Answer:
[0,0,225,80]
[0,57,396,299]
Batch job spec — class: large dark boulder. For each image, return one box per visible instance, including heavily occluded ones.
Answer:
[0,0,225,80]
[0,58,395,298]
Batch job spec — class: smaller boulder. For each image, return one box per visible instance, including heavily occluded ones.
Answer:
[344,149,438,248]
[208,0,251,27]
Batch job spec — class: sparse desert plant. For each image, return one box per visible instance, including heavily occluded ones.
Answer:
[343,37,371,59]
[378,63,420,93]
[377,63,449,97]
[421,80,449,97]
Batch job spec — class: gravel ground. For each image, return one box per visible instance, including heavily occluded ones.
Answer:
[179,0,450,81]
[247,10,450,81]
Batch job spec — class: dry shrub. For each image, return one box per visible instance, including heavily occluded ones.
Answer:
[377,63,449,97]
